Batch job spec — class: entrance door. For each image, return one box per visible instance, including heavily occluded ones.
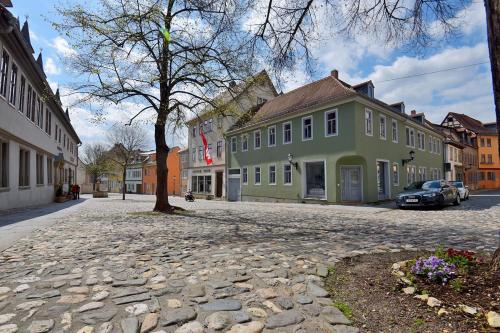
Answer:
[227,169,241,201]
[341,166,362,202]
[304,161,326,199]
[215,171,223,197]
[377,161,389,200]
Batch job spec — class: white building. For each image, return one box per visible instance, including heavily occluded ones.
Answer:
[185,71,277,199]
[0,5,81,210]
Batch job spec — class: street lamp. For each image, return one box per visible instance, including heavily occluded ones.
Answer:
[288,153,298,169]
[402,150,416,166]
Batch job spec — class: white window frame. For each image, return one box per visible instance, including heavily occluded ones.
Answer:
[268,164,276,185]
[242,167,248,185]
[254,166,261,185]
[379,114,386,140]
[241,134,248,152]
[230,137,237,153]
[324,109,338,137]
[392,162,399,186]
[302,115,313,141]
[365,109,373,136]
[283,122,292,144]
[254,130,261,150]
[391,119,398,143]
[283,164,292,185]
[268,125,276,147]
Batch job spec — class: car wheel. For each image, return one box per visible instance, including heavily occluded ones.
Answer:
[453,195,461,206]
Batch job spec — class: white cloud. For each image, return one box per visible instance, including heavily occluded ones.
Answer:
[51,36,77,57]
[44,57,60,75]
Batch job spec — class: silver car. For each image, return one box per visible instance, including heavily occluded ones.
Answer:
[451,181,469,200]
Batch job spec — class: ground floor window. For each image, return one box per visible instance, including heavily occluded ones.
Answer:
[19,148,30,187]
[487,171,496,181]
[406,165,416,185]
[305,161,325,198]
[284,164,292,184]
[36,153,44,185]
[192,175,212,194]
[242,167,248,184]
[254,166,261,185]
[47,157,53,184]
[418,167,426,181]
[392,163,399,186]
[0,140,8,188]
[269,165,276,185]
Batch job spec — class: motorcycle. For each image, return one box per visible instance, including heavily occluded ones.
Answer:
[185,191,195,202]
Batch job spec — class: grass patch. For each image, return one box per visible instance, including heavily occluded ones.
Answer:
[413,318,425,327]
[333,301,353,319]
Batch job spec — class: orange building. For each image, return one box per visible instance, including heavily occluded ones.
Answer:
[142,147,181,195]
[477,126,500,189]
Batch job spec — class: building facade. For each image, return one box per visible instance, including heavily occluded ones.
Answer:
[477,124,499,189]
[125,163,143,193]
[0,7,81,210]
[432,125,466,182]
[186,71,277,199]
[179,148,188,195]
[226,70,445,203]
[142,147,181,195]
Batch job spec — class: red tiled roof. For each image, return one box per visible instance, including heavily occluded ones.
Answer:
[447,112,497,135]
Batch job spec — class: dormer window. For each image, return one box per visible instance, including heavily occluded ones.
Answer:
[367,84,374,98]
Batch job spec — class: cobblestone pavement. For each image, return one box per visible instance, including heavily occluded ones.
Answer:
[0,194,498,333]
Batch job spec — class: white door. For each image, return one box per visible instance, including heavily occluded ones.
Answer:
[341,166,362,202]
[227,169,241,202]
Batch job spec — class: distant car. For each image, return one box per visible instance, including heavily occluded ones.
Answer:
[395,180,461,209]
[450,181,469,200]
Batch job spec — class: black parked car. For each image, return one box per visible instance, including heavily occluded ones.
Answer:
[395,180,461,209]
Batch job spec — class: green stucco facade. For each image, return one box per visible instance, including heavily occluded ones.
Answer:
[226,98,445,203]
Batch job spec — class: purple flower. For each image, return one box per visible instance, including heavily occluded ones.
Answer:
[411,256,456,283]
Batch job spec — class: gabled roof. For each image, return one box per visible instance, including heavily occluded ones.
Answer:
[442,112,496,135]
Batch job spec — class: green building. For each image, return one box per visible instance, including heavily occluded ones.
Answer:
[225,70,445,203]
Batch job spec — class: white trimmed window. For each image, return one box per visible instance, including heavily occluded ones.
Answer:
[283,164,292,185]
[254,130,261,149]
[0,49,9,98]
[242,167,248,184]
[9,63,17,105]
[283,122,292,144]
[19,148,30,187]
[392,163,399,186]
[379,115,386,140]
[268,126,276,147]
[391,119,398,143]
[242,134,248,151]
[406,127,415,147]
[325,110,338,137]
[231,137,237,153]
[365,109,373,136]
[269,165,276,185]
[417,132,424,150]
[302,116,312,141]
[18,75,25,114]
[406,165,416,185]
[36,153,44,185]
[254,166,261,185]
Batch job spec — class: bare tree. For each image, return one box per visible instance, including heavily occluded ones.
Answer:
[107,124,147,200]
[80,143,112,191]
[53,0,256,212]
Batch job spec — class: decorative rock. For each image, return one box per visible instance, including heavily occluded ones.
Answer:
[0,315,15,326]
[427,297,441,307]
[125,303,149,316]
[256,288,277,299]
[57,294,87,304]
[13,284,29,293]
[486,311,500,328]
[263,300,282,313]
[0,324,18,333]
[297,295,313,305]
[226,321,265,333]
[459,304,477,315]
[166,299,182,308]
[231,311,251,323]
[200,299,242,311]
[265,310,304,329]
[174,321,203,333]
[437,308,448,316]
[414,294,428,301]
[247,307,267,318]
[140,313,159,333]
[205,312,230,330]
[162,308,197,326]
[77,326,94,333]
[121,317,139,333]
[16,300,46,311]
[28,319,55,333]
[92,290,109,301]
[76,302,104,313]
[402,287,415,295]
[306,283,328,297]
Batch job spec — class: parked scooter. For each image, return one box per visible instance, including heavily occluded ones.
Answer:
[185,190,195,202]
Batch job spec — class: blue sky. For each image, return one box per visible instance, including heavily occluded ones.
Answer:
[8,1,495,150]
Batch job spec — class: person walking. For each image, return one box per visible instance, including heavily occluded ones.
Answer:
[71,184,78,200]
[76,184,80,199]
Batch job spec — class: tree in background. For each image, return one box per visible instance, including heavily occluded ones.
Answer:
[53,0,255,212]
[107,124,147,200]
[80,143,111,191]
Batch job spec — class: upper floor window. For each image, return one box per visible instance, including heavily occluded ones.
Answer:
[192,147,196,161]
[254,130,261,149]
[0,50,9,98]
[480,138,485,147]
[45,109,52,135]
[365,109,373,136]
[8,63,17,105]
[379,115,386,140]
[30,90,37,123]
[198,146,204,161]
[230,137,237,153]
[487,138,492,147]
[405,127,415,147]
[268,126,276,146]
[216,140,223,158]
[391,119,398,143]
[302,116,312,141]
[487,154,493,164]
[417,132,425,150]
[325,110,338,137]
[242,134,248,151]
[26,85,32,120]
[18,75,25,114]
[283,122,292,144]
[36,98,43,128]
[217,115,223,128]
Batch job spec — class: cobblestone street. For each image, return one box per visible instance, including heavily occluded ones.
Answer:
[0,193,498,333]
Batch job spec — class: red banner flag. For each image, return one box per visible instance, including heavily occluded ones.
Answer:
[200,128,213,165]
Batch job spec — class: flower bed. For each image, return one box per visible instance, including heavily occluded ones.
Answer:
[392,246,499,329]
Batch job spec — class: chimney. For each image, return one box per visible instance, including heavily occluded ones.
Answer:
[331,69,338,79]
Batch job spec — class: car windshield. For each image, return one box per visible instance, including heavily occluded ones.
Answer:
[452,181,463,188]
[422,181,441,189]
[405,181,426,190]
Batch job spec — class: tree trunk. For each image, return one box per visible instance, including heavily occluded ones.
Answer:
[153,114,172,212]
[122,166,126,200]
[484,0,500,268]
